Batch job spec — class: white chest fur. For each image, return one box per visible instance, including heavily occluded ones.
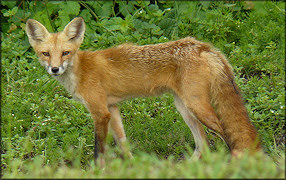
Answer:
[54,67,77,94]
[53,66,86,103]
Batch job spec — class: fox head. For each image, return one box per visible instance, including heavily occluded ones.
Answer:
[26,17,85,76]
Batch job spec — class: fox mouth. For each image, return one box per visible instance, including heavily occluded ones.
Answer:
[50,71,65,76]
[48,71,64,76]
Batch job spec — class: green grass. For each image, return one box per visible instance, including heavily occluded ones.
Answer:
[3,147,285,178]
[1,1,285,178]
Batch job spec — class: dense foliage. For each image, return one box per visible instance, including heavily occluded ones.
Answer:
[1,0,285,178]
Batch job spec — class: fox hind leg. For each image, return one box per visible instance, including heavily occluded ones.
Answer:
[109,105,133,159]
[174,75,230,148]
[182,95,229,145]
[174,94,209,158]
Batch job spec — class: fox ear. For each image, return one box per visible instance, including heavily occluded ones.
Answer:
[26,19,50,46]
[63,17,85,43]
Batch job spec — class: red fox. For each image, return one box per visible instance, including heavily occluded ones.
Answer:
[26,17,262,165]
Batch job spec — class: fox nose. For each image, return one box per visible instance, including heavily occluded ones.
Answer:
[51,67,59,73]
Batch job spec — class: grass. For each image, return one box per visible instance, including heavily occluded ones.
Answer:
[3,147,285,178]
[1,1,285,178]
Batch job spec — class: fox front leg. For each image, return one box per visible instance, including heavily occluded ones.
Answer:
[92,110,110,167]
[79,88,110,167]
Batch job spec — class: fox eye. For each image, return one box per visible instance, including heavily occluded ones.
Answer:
[62,51,70,56]
[42,52,50,56]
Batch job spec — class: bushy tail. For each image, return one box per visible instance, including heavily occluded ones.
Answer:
[208,51,261,153]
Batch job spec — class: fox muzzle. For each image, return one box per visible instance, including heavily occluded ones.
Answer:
[47,65,65,76]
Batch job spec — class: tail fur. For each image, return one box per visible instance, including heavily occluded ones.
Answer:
[207,50,262,153]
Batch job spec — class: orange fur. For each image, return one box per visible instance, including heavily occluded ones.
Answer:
[26,17,262,166]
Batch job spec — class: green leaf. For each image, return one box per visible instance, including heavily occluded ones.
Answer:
[224,4,236,8]
[79,9,92,22]
[33,11,54,32]
[67,1,80,16]
[133,19,146,30]
[200,1,211,9]
[3,10,10,17]
[1,1,17,9]
[93,1,113,18]
[56,10,71,31]
[119,1,137,16]
[3,7,18,17]
[11,6,18,15]
[158,18,176,30]
[148,4,159,12]
[60,2,80,16]
[53,0,80,31]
